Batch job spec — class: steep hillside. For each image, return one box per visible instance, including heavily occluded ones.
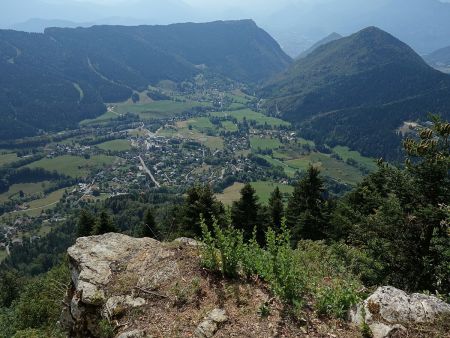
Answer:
[0,20,291,140]
[262,27,450,160]
[425,45,450,73]
[297,32,343,59]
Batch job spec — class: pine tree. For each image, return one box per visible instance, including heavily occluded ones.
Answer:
[139,209,157,238]
[231,183,260,241]
[181,185,224,237]
[93,211,117,235]
[268,187,284,229]
[286,165,328,243]
[77,209,95,237]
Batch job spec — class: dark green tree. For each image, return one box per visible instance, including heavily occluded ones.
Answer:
[138,209,158,238]
[93,211,117,235]
[0,269,23,307]
[286,165,329,243]
[231,183,260,241]
[268,187,284,229]
[77,209,96,237]
[181,185,224,237]
[334,116,450,294]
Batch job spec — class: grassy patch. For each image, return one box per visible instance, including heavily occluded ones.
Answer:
[0,181,52,203]
[158,123,224,151]
[97,139,132,152]
[257,155,298,177]
[251,181,294,205]
[14,188,68,217]
[286,153,364,185]
[216,182,245,206]
[26,155,117,178]
[0,249,7,263]
[116,100,211,120]
[211,109,290,127]
[0,152,19,167]
[221,121,238,132]
[333,146,377,171]
[80,109,119,126]
[250,136,282,151]
[216,181,294,205]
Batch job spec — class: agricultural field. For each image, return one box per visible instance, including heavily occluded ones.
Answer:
[0,152,19,167]
[0,181,52,203]
[97,139,133,152]
[211,109,290,127]
[18,188,68,217]
[257,155,298,177]
[80,109,119,126]
[216,181,294,206]
[157,122,224,151]
[221,121,238,132]
[285,153,364,185]
[26,155,117,178]
[333,146,378,171]
[251,181,294,204]
[116,100,212,120]
[250,136,282,150]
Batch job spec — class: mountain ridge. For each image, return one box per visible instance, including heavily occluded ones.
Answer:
[262,26,450,160]
[0,20,291,140]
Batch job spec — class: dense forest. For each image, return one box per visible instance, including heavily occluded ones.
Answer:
[0,117,448,337]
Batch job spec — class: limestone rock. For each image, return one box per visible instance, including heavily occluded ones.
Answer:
[195,308,228,338]
[117,329,149,338]
[63,233,180,337]
[104,295,146,318]
[173,237,200,246]
[351,286,450,338]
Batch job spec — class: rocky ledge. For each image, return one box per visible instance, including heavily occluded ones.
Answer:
[61,233,450,338]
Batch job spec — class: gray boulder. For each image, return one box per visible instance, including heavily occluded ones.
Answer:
[195,308,228,338]
[351,286,450,338]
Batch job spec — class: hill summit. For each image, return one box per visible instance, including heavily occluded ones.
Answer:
[262,26,450,159]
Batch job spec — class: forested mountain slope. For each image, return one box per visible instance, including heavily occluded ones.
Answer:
[262,27,450,160]
[0,20,291,140]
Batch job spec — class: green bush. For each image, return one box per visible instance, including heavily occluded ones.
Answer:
[200,218,244,278]
[315,281,361,319]
[200,219,363,319]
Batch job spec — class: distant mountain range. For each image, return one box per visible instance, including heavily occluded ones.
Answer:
[263,0,450,57]
[262,26,450,160]
[0,20,291,140]
[297,33,343,59]
[425,45,450,74]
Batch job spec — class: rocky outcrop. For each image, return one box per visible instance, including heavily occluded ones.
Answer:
[62,233,365,337]
[62,233,180,337]
[350,286,450,338]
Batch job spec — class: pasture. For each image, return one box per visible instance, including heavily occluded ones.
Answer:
[97,139,132,152]
[211,109,290,127]
[250,136,282,150]
[333,146,378,171]
[26,155,117,178]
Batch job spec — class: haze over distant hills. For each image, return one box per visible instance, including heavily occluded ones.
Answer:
[262,26,450,160]
[425,45,450,74]
[262,0,450,56]
[0,20,291,140]
[3,0,450,57]
[297,33,342,59]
